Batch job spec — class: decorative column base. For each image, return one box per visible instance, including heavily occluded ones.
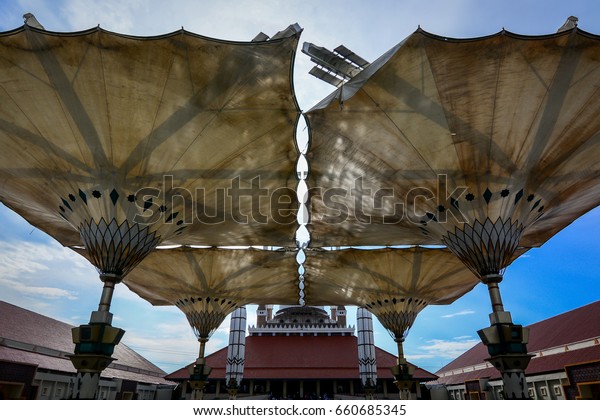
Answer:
[190,388,204,400]
[393,380,416,400]
[188,358,212,400]
[70,371,103,400]
[363,377,376,399]
[391,358,416,400]
[478,313,532,400]
[485,354,533,399]
[227,379,240,400]
[69,314,125,399]
[228,388,239,400]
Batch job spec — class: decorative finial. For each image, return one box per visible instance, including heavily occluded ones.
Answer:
[23,13,45,30]
[557,16,578,33]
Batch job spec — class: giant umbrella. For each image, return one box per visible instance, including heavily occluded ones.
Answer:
[0,18,301,397]
[123,246,299,399]
[305,26,600,398]
[304,246,481,398]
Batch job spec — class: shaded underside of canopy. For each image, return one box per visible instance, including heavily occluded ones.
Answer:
[0,25,301,248]
[303,247,480,308]
[306,28,600,248]
[121,245,485,315]
[122,247,300,306]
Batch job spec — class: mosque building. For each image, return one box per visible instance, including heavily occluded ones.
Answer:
[166,305,437,399]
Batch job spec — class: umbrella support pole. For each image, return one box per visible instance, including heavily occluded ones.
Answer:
[189,337,212,400]
[69,273,125,399]
[477,274,532,399]
[390,340,416,400]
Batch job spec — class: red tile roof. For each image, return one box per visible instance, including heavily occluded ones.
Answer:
[434,345,600,385]
[166,334,437,382]
[0,300,172,385]
[434,300,600,385]
[0,346,75,373]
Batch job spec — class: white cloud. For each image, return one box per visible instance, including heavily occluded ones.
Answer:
[0,240,89,279]
[441,309,475,318]
[453,335,473,340]
[205,336,226,355]
[6,279,78,300]
[121,316,231,372]
[123,334,199,372]
[407,337,480,360]
[404,354,435,360]
[61,0,146,33]
[0,240,89,302]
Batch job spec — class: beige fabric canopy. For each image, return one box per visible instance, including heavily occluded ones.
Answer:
[123,245,481,339]
[123,247,299,306]
[4,21,599,323]
[306,28,600,264]
[122,246,300,338]
[0,24,301,261]
[305,247,479,307]
[303,247,480,339]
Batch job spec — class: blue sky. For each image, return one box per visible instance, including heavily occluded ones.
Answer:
[1,0,600,374]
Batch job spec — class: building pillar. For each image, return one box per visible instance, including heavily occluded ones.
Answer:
[477,275,532,400]
[68,217,161,399]
[283,380,287,399]
[350,380,354,396]
[383,379,388,398]
[250,379,255,396]
[69,275,125,399]
[390,339,416,400]
[188,337,212,400]
[442,218,531,400]
[316,380,321,398]
[300,380,304,398]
